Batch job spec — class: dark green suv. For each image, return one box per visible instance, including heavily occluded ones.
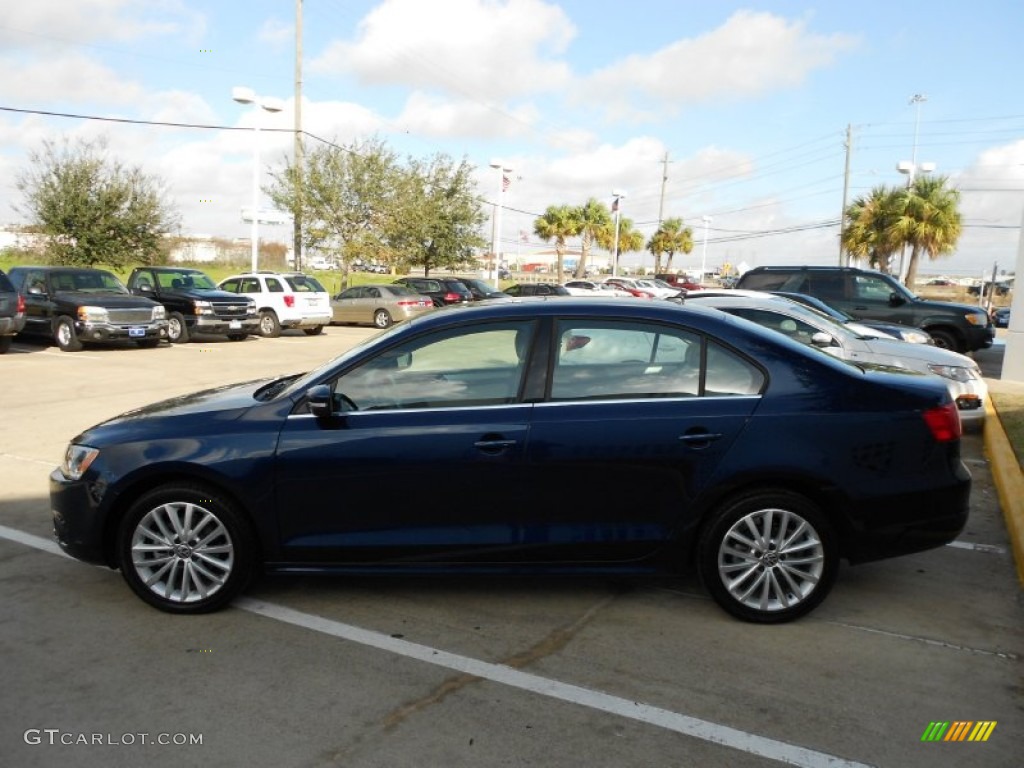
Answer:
[735,266,994,353]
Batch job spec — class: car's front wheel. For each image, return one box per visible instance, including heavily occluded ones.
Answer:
[167,312,190,343]
[258,310,281,338]
[54,316,83,352]
[117,484,255,613]
[697,490,837,623]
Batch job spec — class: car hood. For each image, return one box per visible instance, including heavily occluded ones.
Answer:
[55,291,158,308]
[846,336,976,371]
[81,377,288,440]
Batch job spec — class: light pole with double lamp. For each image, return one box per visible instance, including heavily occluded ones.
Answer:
[232,87,284,273]
[489,160,513,289]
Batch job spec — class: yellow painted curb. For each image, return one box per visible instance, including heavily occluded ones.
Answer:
[983,397,1024,586]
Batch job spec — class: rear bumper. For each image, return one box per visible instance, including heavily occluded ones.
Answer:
[0,315,26,335]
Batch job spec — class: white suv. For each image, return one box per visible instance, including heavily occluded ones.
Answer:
[218,272,332,337]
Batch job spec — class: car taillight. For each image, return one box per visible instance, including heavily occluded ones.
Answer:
[397,300,418,307]
[16,295,25,315]
[922,402,961,442]
[284,295,295,308]
[444,292,461,302]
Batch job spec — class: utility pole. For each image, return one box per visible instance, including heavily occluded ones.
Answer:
[839,124,852,266]
[657,151,670,227]
[293,0,304,271]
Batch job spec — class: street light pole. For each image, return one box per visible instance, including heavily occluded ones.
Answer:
[490,160,512,289]
[700,215,712,283]
[895,94,935,281]
[611,190,625,277]
[233,87,283,273]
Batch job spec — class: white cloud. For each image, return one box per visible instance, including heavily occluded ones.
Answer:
[0,0,204,48]
[258,18,293,49]
[394,91,540,139]
[311,0,575,100]
[0,53,145,105]
[579,11,859,118]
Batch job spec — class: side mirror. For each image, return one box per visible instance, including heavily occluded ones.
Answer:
[888,292,906,307]
[810,331,834,347]
[307,384,334,419]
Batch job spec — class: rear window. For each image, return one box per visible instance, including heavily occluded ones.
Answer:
[285,275,325,292]
[0,271,14,292]
[737,272,791,291]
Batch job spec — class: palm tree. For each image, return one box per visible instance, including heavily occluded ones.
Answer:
[841,186,903,270]
[572,198,612,278]
[600,217,645,271]
[533,205,579,283]
[896,175,962,289]
[646,218,693,273]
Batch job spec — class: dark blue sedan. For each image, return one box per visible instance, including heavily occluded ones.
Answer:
[50,298,970,623]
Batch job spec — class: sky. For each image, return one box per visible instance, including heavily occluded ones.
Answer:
[1,0,1023,277]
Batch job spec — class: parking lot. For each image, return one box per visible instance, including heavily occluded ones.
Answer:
[1,328,1021,768]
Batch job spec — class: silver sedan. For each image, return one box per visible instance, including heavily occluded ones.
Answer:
[330,284,434,328]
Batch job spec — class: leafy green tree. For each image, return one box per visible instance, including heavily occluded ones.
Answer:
[841,186,903,270]
[533,204,579,283]
[572,198,612,278]
[268,136,402,287]
[15,136,178,267]
[390,154,487,276]
[646,217,693,274]
[896,175,962,288]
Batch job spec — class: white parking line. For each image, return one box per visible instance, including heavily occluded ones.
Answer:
[946,540,1006,554]
[0,524,873,768]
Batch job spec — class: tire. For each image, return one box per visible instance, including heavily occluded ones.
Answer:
[697,490,837,623]
[227,333,247,342]
[373,309,392,329]
[117,483,255,614]
[0,336,11,354]
[303,326,324,336]
[167,312,190,343]
[54,316,83,352]
[927,329,960,352]
[258,310,281,338]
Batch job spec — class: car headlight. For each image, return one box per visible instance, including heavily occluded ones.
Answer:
[897,328,933,344]
[152,305,167,320]
[193,300,214,316]
[964,313,988,326]
[927,363,978,383]
[61,444,99,481]
[78,306,108,323]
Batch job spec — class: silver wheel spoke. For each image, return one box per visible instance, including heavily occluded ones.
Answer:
[718,505,825,614]
[131,500,234,604]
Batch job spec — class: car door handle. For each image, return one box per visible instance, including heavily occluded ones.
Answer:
[474,437,517,455]
[678,432,723,447]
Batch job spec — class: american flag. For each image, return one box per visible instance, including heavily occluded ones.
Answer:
[502,174,511,192]
[611,197,620,213]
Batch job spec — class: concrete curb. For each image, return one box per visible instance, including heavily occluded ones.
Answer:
[983,397,1024,586]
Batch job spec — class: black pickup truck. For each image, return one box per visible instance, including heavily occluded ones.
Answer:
[7,266,168,352]
[0,268,26,353]
[126,267,258,343]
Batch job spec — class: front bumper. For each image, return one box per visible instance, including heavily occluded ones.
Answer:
[76,319,168,343]
[194,316,260,335]
[50,468,112,567]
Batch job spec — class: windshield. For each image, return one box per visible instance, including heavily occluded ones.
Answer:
[157,271,217,290]
[285,274,326,292]
[55,270,128,294]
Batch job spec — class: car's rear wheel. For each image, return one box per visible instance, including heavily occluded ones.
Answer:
[0,336,11,354]
[698,490,837,623]
[117,484,255,614]
[167,312,190,343]
[54,316,83,352]
[303,326,323,336]
[373,309,392,328]
[258,310,281,338]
